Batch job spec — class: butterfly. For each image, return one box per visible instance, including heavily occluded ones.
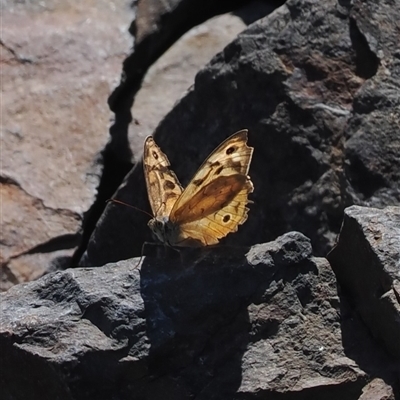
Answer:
[143,130,254,247]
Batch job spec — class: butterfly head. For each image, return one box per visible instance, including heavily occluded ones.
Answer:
[148,217,177,246]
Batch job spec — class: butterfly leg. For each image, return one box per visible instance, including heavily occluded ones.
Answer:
[131,241,149,270]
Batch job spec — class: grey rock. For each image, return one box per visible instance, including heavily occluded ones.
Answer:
[358,378,395,400]
[3,232,390,399]
[328,205,400,358]
[0,259,147,400]
[247,231,313,267]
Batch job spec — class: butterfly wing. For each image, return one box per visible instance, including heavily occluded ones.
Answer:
[169,130,254,246]
[143,136,183,218]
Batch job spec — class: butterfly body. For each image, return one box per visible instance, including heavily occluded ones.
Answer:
[147,216,187,247]
[144,130,254,247]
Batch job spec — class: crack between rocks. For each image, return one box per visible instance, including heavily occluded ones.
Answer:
[0,39,35,64]
[348,17,379,79]
[0,175,82,220]
[4,233,81,264]
[70,149,133,265]
[393,286,400,306]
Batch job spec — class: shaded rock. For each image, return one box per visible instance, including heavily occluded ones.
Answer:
[2,232,389,399]
[328,205,400,358]
[345,0,400,204]
[1,0,133,289]
[81,0,400,268]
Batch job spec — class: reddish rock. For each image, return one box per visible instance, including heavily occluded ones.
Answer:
[1,0,132,289]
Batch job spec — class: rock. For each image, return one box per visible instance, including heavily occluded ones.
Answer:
[108,0,271,124]
[128,1,281,158]
[129,12,247,158]
[1,0,133,289]
[345,0,400,206]
[328,205,400,358]
[4,232,391,399]
[2,1,400,396]
[1,250,73,292]
[0,178,81,280]
[0,258,147,400]
[81,0,400,267]
[358,378,395,400]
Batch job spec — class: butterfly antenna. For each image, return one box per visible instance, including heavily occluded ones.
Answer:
[106,198,153,218]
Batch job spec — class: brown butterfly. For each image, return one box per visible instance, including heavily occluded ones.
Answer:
[143,130,254,247]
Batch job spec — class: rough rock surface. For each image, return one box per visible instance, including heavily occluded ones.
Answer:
[1,0,283,290]
[2,0,400,398]
[129,1,281,158]
[1,0,133,289]
[129,12,246,157]
[358,378,395,400]
[81,0,400,267]
[3,232,396,399]
[107,0,276,164]
[328,205,400,358]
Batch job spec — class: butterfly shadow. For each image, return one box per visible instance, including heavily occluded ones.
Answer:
[137,232,326,398]
[141,242,247,268]
[138,243,255,398]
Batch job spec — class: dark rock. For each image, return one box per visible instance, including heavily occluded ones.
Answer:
[0,259,148,400]
[4,232,392,399]
[328,205,400,358]
[81,0,400,268]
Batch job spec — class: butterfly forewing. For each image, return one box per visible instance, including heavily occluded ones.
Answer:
[143,137,183,219]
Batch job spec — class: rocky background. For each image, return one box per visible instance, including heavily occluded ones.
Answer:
[1,0,399,399]
[1,0,133,290]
